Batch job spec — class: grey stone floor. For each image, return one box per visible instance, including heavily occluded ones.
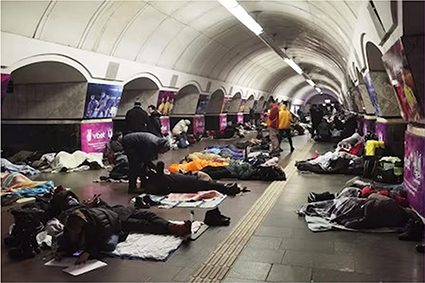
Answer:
[223,143,425,282]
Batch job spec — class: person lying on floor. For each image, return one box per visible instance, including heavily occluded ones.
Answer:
[142,162,242,196]
[55,205,191,264]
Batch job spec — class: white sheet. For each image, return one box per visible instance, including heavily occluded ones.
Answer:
[111,221,202,261]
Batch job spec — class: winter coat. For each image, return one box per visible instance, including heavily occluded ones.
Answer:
[125,106,149,133]
[172,119,191,136]
[267,104,279,129]
[148,111,162,137]
[278,106,292,129]
[122,132,169,162]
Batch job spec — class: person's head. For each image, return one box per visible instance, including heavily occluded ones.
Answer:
[134,101,142,107]
[65,211,87,243]
[147,105,156,114]
[90,95,95,100]
[157,139,171,154]
[184,119,191,126]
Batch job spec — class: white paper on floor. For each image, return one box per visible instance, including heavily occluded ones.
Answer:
[110,221,203,261]
[62,260,107,276]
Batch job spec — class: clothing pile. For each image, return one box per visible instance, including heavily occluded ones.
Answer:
[298,178,421,237]
[203,145,245,160]
[1,172,54,206]
[1,158,40,177]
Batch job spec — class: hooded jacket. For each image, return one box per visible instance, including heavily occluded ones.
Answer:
[267,104,280,129]
[278,105,292,129]
[172,119,191,136]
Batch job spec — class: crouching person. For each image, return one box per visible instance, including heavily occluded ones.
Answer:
[55,206,191,264]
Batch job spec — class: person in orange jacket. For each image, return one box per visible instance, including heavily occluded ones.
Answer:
[278,101,294,152]
[267,100,280,153]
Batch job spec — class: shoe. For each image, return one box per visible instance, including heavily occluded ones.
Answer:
[204,208,231,226]
[134,196,150,209]
[416,244,425,253]
[142,195,160,206]
[398,219,424,241]
[224,183,240,196]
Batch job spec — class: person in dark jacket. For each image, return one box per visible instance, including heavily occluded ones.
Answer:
[55,206,191,264]
[125,101,149,133]
[147,105,162,137]
[310,104,323,136]
[122,132,170,193]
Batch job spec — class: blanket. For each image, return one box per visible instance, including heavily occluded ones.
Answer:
[134,191,226,209]
[1,158,40,177]
[50,151,104,173]
[110,221,203,260]
[168,159,229,174]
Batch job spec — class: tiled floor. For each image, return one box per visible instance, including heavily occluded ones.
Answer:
[223,143,425,282]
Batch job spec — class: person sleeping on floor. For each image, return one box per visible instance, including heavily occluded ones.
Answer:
[141,161,243,196]
[54,197,191,264]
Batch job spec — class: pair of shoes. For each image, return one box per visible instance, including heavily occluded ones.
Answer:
[204,208,231,226]
[398,219,424,241]
[224,183,241,196]
[308,192,335,203]
[134,196,150,209]
[416,244,425,253]
[168,220,192,237]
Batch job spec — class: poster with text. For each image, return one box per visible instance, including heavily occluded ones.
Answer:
[375,121,387,142]
[81,120,113,153]
[219,114,227,131]
[404,131,425,217]
[196,94,210,114]
[193,115,205,134]
[363,74,381,116]
[160,116,170,135]
[382,39,422,122]
[157,91,177,116]
[84,83,123,119]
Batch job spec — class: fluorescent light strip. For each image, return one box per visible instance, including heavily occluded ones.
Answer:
[306,79,315,87]
[283,58,303,75]
[315,87,322,93]
[218,0,263,35]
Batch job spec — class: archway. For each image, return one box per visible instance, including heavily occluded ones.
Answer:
[228,92,242,113]
[117,77,160,117]
[243,95,255,114]
[206,89,225,114]
[3,61,88,119]
[365,42,400,117]
[172,84,200,115]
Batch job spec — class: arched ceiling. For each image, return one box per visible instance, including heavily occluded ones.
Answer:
[1,0,362,102]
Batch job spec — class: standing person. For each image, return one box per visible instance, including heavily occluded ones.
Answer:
[249,107,256,126]
[267,100,280,154]
[310,104,323,136]
[86,95,99,118]
[122,132,170,193]
[278,102,295,152]
[147,105,163,137]
[125,101,149,133]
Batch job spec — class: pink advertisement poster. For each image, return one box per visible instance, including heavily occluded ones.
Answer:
[404,131,425,217]
[193,115,205,134]
[237,112,244,125]
[1,73,11,97]
[81,120,113,153]
[219,114,227,131]
[382,39,422,122]
[160,116,170,135]
[157,91,177,116]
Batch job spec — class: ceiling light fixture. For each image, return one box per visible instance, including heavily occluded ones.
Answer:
[283,58,303,75]
[306,79,315,87]
[315,87,322,93]
[218,0,263,35]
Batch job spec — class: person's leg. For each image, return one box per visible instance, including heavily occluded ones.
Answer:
[127,153,141,192]
[285,129,294,151]
[269,128,279,151]
[278,129,284,148]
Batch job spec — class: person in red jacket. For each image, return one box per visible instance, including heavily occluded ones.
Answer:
[267,100,280,153]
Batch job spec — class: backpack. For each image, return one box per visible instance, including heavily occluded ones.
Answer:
[373,156,403,184]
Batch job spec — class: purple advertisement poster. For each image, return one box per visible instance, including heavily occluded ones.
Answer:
[1,73,11,98]
[157,91,177,116]
[363,117,376,135]
[239,99,247,113]
[196,94,210,114]
[219,114,227,131]
[81,120,113,153]
[193,115,205,134]
[404,131,425,217]
[160,116,170,135]
[375,121,387,142]
[382,39,422,122]
[84,83,123,119]
[357,117,364,135]
[363,73,381,116]
[237,112,244,125]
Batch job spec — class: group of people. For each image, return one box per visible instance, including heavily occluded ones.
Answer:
[266,100,295,154]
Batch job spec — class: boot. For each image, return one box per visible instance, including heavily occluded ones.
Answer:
[134,196,150,209]
[416,244,425,253]
[204,208,231,226]
[398,219,424,241]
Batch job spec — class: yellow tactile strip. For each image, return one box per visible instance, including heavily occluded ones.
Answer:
[190,142,314,282]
